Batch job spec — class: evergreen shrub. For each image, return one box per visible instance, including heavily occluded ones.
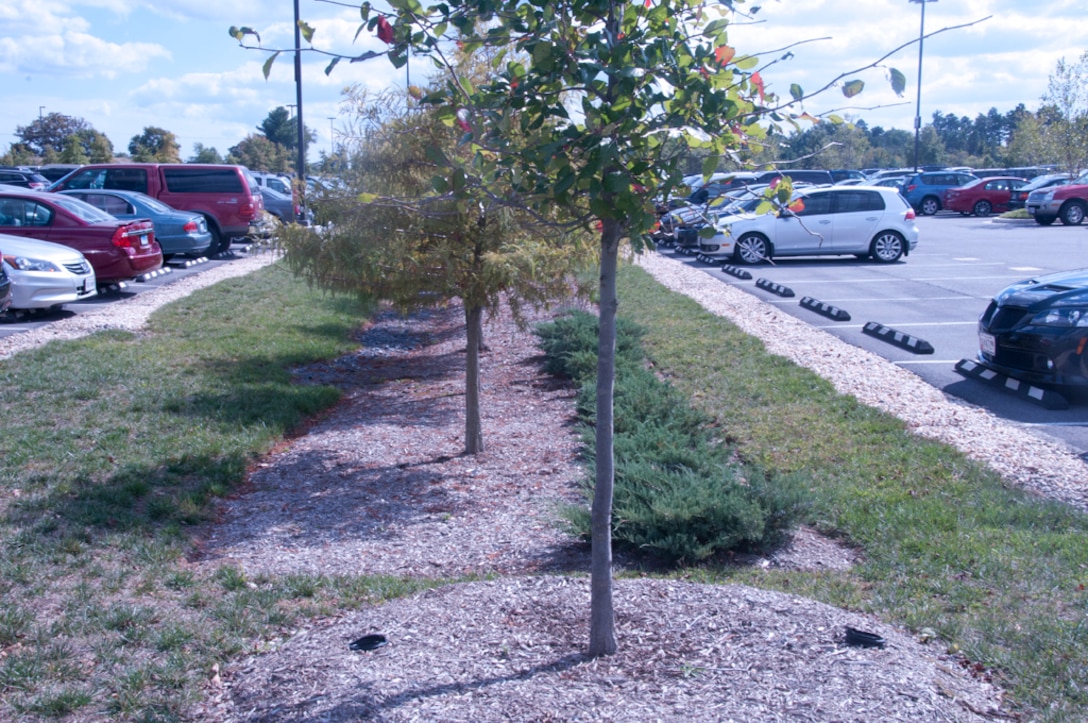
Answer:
[535,310,809,565]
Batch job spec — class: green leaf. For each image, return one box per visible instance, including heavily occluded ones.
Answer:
[228,26,260,44]
[262,52,280,80]
[298,20,315,44]
[889,67,907,97]
[701,156,718,177]
[357,192,379,203]
[324,57,341,76]
[842,79,864,98]
[827,114,844,124]
[789,83,803,102]
[733,55,758,70]
[425,144,450,166]
[431,175,449,193]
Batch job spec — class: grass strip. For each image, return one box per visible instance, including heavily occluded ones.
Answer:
[0,262,435,721]
[616,262,1088,721]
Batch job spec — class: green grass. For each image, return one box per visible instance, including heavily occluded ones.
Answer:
[0,262,436,720]
[4,255,1088,720]
[617,261,1088,721]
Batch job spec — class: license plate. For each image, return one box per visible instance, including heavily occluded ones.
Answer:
[980,332,996,356]
[139,235,149,247]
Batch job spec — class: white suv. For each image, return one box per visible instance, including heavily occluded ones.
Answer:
[700,186,919,264]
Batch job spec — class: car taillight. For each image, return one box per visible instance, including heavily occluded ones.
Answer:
[905,208,916,220]
[111,221,155,249]
[183,219,199,233]
[29,182,48,190]
[906,184,917,192]
[240,200,258,220]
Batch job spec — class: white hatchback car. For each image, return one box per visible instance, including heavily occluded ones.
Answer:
[700,186,919,264]
[0,232,97,311]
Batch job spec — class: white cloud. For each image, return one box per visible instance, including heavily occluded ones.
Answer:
[0,31,170,77]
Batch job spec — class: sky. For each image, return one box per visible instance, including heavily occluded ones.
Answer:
[1,0,1086,165]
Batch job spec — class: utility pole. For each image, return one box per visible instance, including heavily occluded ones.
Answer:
[293,0,309,225]
[910,0,938,172]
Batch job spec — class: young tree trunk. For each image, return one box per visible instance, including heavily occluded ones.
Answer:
[464,302,484,454]
[589,220,621,657]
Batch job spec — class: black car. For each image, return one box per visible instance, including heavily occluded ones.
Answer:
[1007,173,1071,211]
[977,269,1088,386]
[0,167,49,190]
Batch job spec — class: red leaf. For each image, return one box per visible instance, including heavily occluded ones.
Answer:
[714,45,735,67]
[752,71,765,100]
[376,16,395,45]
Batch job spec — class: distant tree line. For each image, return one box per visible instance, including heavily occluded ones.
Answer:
[0,107,328,175]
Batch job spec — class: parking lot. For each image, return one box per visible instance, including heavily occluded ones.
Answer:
[662,214,1088,457]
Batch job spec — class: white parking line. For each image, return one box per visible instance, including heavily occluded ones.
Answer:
[895,359,966,365]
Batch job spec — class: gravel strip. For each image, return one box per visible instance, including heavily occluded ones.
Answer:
[637,250,1088,510]
[0,250,279,361]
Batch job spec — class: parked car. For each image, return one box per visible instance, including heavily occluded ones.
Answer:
[0,188,162,286]
[700,186,918,264]
[50,163,263,255]
[250,171,294,196]
[829,169,867,183]
[58,189,212,259]
[943,176,1028,217]
[0,167,50,190]
[0,253,11,314]
[753,169,835,187]
[35,164,83,183]
[257,186,307,225]
[900,170,979,215]
[977,268,1088,386]
[1007,173,1070,210]
[0,232,96,311]
[1026,170,1088,226]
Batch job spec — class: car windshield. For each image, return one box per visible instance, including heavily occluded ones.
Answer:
[50,194,116,223]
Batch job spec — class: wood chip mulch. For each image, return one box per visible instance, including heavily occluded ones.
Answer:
[192,294,1011,722]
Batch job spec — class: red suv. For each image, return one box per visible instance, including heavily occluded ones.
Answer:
[51,164,263,255]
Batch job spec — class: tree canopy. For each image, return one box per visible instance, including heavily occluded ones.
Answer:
[129,126,182,163]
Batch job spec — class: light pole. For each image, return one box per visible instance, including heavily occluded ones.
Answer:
[910,0,937,172]
[293,0,309,225]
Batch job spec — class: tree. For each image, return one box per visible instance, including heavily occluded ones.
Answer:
[227,134,292,172]
[1041,51,1088,174]
[257,106,316,150]
[129,127,181,163]
[233,0,906,659]
[16,113,91,156]
[59,135,90,164]
[84,131,115,163]
[278,84,592,454]
[189,143,225,164]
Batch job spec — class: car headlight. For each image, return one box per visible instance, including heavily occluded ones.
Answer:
[1032,307,1088,328]
[3,255,62,273]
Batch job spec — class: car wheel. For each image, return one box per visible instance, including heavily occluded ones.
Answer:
[870,231,904,263]
[973,200,992,217]
[1035,215,1057,226]
[733,233,770,264]
[920,197,940,216]
[1059,201,1086,226]
[205,221,227,256]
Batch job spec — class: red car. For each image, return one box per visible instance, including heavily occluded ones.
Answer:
[0,188,162,285]
[944,176,1027,217]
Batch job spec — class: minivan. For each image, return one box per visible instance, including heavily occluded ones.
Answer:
[51,164,263,255]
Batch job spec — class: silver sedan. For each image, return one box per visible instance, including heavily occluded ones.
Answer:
[0,232,96,311]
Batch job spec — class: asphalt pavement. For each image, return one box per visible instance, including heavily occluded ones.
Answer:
[664,213,1088,459]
